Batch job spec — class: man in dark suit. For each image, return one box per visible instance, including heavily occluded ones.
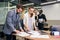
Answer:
[38,10,47,30]
[3,4,24,40]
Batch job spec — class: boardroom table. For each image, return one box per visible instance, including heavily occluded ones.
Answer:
[13,31,60,40]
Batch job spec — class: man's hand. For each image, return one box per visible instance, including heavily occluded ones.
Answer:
[21,29,24,32]
[14,30,20,34]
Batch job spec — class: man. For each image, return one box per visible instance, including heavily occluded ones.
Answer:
[3,4,24,40]
[23,6,38,32]
[38,10,47,30]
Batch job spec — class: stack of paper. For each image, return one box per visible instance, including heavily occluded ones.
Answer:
[16,32,30,37]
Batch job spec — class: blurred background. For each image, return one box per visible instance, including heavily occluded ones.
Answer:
[0,0,60,40]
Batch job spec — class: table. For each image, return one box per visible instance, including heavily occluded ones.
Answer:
[25,35,60,40]
[13,31,60,40]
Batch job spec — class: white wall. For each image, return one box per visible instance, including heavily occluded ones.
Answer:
[42,3,60,20]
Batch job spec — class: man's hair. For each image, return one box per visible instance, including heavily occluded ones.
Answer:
[28,6,34,9]
[16,4,23,9]
[39,9,43,14]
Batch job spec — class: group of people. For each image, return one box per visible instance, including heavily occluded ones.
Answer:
[3,4,47,40]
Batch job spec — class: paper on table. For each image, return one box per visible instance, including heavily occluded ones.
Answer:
[39,35,49,38]
[30,35,49,38]
[30,35,41,38]
[28,31,40,35]
[16,32,30,37]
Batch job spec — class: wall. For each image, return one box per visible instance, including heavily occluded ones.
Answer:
[42,3,60,20]
[42,3,60,28]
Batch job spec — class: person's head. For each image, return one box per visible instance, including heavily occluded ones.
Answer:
[39,9,43,15]
[34,9,39,16]
[34,9,37,14]
[16,4,24,13]
[28,6,35,17]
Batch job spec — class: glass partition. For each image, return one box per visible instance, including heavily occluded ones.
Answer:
[0,2,16,24]
[0,2,8,24]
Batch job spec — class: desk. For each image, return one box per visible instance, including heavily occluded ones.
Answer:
[13,31,60,40]
[25,35,60,40]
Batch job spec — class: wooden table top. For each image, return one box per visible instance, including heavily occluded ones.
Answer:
[25,35,60,40]
[13,31,60,40]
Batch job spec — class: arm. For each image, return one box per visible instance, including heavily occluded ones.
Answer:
[43,14,47,22]
[17,14,24,31]
[18,22,24,31]
[23,14,30,31]
[7,11,16,32]
[33,22,38,31]
[33,16,38,31]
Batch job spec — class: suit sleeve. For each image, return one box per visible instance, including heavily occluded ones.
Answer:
[43,14,47,22]
[6,11,16,31]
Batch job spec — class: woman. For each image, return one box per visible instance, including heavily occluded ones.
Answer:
[20,7,26,30]
[23,6,38,32]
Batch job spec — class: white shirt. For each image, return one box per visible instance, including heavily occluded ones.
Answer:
[23,12,35,31]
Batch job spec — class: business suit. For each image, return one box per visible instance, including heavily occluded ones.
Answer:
[3,9,22,40]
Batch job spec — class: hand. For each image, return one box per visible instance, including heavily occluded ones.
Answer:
[21,29,24,32]
[26,28,30,31]
[14,30,20,34]
[24,26,30,32]
[35,27,38,31]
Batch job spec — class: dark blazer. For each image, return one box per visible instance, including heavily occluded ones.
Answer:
[38,14,47,22]
[37,14,47,30]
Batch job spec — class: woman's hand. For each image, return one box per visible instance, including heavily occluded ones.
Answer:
[35,27,39,31]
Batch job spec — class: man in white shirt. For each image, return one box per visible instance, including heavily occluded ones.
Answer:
[23,6,38,31]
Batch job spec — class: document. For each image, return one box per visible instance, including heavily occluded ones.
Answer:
[39,35,49,38]
[28,31,40,35]
[30,35,49,38]
[16,32,30,37]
